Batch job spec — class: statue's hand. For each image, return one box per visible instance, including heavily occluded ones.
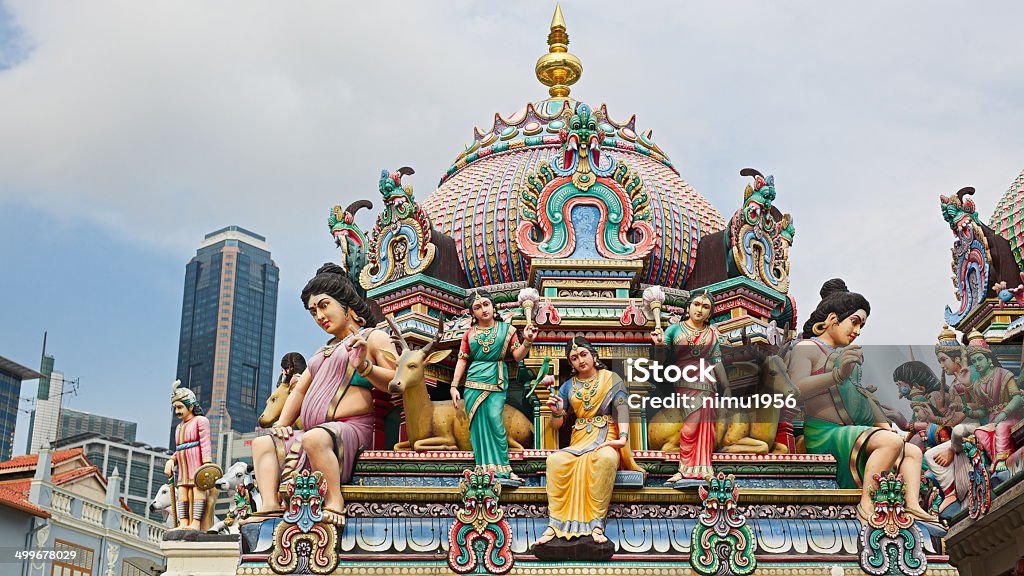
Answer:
[450,387,462,409]
[596,436,628,451]
[934,446,953,467]
[348,335,368,367]
[522,323,538,343]
[650,328,664,346]
[547,395,564,415]
[164,460,175,477]
[271,426,293,439]
[837,345,862,379]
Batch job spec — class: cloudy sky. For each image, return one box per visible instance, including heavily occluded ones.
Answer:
[1,1,1022,451]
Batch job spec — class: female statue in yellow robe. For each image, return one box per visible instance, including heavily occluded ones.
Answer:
[532,336,644,546]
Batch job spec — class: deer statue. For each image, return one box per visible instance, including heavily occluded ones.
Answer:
[380,315,534,451]
[258,378,292,428]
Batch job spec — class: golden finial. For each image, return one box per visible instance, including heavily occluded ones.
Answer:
[535,3,583,98]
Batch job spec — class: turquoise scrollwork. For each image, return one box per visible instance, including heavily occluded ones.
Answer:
[689,472,757,576]
[447,467,514,575]
[517,102,655,260]
[360,167,437,290]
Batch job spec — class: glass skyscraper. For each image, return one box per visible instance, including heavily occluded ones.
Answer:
[173,226,279,455]
[60,408,137,443]
[0,355,42,461]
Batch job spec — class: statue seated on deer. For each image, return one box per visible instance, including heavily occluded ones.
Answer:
[381,315,534,452]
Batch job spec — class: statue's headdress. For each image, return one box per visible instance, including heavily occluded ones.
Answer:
[965,330,993,359]
[935,323,963,357]
[171,380,197,408]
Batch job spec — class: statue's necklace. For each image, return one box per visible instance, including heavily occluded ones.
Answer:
[322,334,349,358]
[475,325,497,353]
[574,374,599,411]
[680,322,709,356]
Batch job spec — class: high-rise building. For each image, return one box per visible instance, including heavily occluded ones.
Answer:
[59,408,137,443]
[173,226,279,457]
[28,370,64,455]
[0,356,41,461]
[26,335,65,455]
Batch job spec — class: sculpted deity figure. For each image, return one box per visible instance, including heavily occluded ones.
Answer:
[964,330,1024,473]
[165,381,213,530]
[244,263,397,527]
[532,336,644,548]
[923,325,981,512]
[450,289,537,485]
[892,360,961,448]
[785,279,938,525]
[650,290,730,486]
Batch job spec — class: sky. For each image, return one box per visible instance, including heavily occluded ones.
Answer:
[1,1,1022,452]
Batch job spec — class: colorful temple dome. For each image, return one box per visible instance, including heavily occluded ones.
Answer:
[989,168,1024,270]
[421,7,725,290]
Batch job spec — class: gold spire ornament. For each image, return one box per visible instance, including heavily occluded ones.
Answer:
[535,4,583,98]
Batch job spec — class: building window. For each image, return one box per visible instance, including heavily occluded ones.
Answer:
[121,560,151,576]
[52,539,94,576]
[240,365,258,408]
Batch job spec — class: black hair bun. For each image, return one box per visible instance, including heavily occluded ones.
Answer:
[820,278,849,299]
[317,262,346,276]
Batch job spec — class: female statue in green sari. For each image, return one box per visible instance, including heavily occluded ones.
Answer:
[450,289,538,485]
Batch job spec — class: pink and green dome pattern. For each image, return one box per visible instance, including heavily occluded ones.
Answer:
[422,98,726,289]
[990,169,1024,270]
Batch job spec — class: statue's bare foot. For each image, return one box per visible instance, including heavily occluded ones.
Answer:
[905,506,939,523]
[509,472,524,484]
[592,527,608,544]
[938,493,958,513]
[322,507,347,527]
[531,527,556,547]
[664,472,684,485]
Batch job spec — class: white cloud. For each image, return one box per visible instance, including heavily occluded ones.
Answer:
[1,0,1022,348]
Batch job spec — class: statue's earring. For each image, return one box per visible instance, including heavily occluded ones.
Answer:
[812,321,827,336]
[356,316,367,327]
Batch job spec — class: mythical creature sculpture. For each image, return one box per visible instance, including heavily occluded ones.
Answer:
[962,437,992,519]
[517,102,655,259]
[360,167,437,290]
[941,187,994,327]
[329,200,372,296]
[726,168,796,293]
[689,473,757,576]
[858,472,927,576]
[447,467,514,575]
[270,471,339,575]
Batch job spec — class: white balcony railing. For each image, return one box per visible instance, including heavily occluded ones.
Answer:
[45,486,167,553]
